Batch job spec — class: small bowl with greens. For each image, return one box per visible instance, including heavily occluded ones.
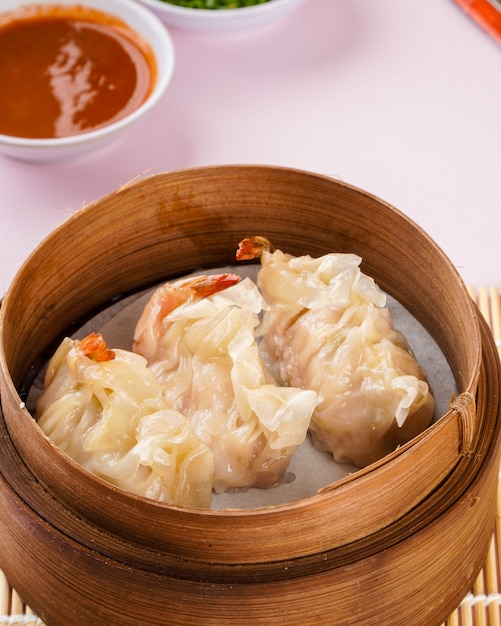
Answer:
[136,0,308,32]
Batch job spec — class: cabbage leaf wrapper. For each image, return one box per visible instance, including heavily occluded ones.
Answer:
[36,334,214,508]
[133,275,319,493]
[253,246,436,468]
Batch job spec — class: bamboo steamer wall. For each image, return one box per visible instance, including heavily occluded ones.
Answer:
[0,165,499,625]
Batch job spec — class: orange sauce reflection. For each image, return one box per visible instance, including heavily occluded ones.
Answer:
[0,5,157,139]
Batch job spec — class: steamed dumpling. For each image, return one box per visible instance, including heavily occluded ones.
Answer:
[133,274,319,493]
[237,237,435,468]
[36,332,214,508]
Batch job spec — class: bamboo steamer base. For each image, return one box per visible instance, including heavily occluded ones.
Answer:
[0,166,499,625]
[0,309,498,626]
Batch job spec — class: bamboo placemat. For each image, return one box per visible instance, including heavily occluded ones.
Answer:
[1,286,500,626]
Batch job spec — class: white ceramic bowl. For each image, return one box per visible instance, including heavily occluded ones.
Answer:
[0,0,175,163]
[136,0,308,32]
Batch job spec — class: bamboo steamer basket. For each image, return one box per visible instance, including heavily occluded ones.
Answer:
[0,165,499,625]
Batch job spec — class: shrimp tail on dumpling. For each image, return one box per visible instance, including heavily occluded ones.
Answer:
[36,332,214,508]
[237,236,435,468]
[133,273,241,361]
[133,274,319,493]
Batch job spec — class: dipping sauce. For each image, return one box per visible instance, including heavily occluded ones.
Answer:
[0,5,157,139]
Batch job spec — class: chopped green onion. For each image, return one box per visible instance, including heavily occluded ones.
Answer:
[160,0,271,8]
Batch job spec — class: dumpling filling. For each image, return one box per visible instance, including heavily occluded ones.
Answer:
[133,274,319,493]
[237,237,435,468]
[37,332,214,508]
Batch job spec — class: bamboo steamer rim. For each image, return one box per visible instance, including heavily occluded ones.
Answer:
[0,165,484,567]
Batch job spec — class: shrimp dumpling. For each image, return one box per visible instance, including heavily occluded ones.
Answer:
[133,274,319,493]
[237,237,435,468]
[36,333,214,508]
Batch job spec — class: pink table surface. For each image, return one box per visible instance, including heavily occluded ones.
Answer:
[1,0,500,296]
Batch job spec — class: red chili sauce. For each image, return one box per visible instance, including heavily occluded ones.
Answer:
[0,6,157,139]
